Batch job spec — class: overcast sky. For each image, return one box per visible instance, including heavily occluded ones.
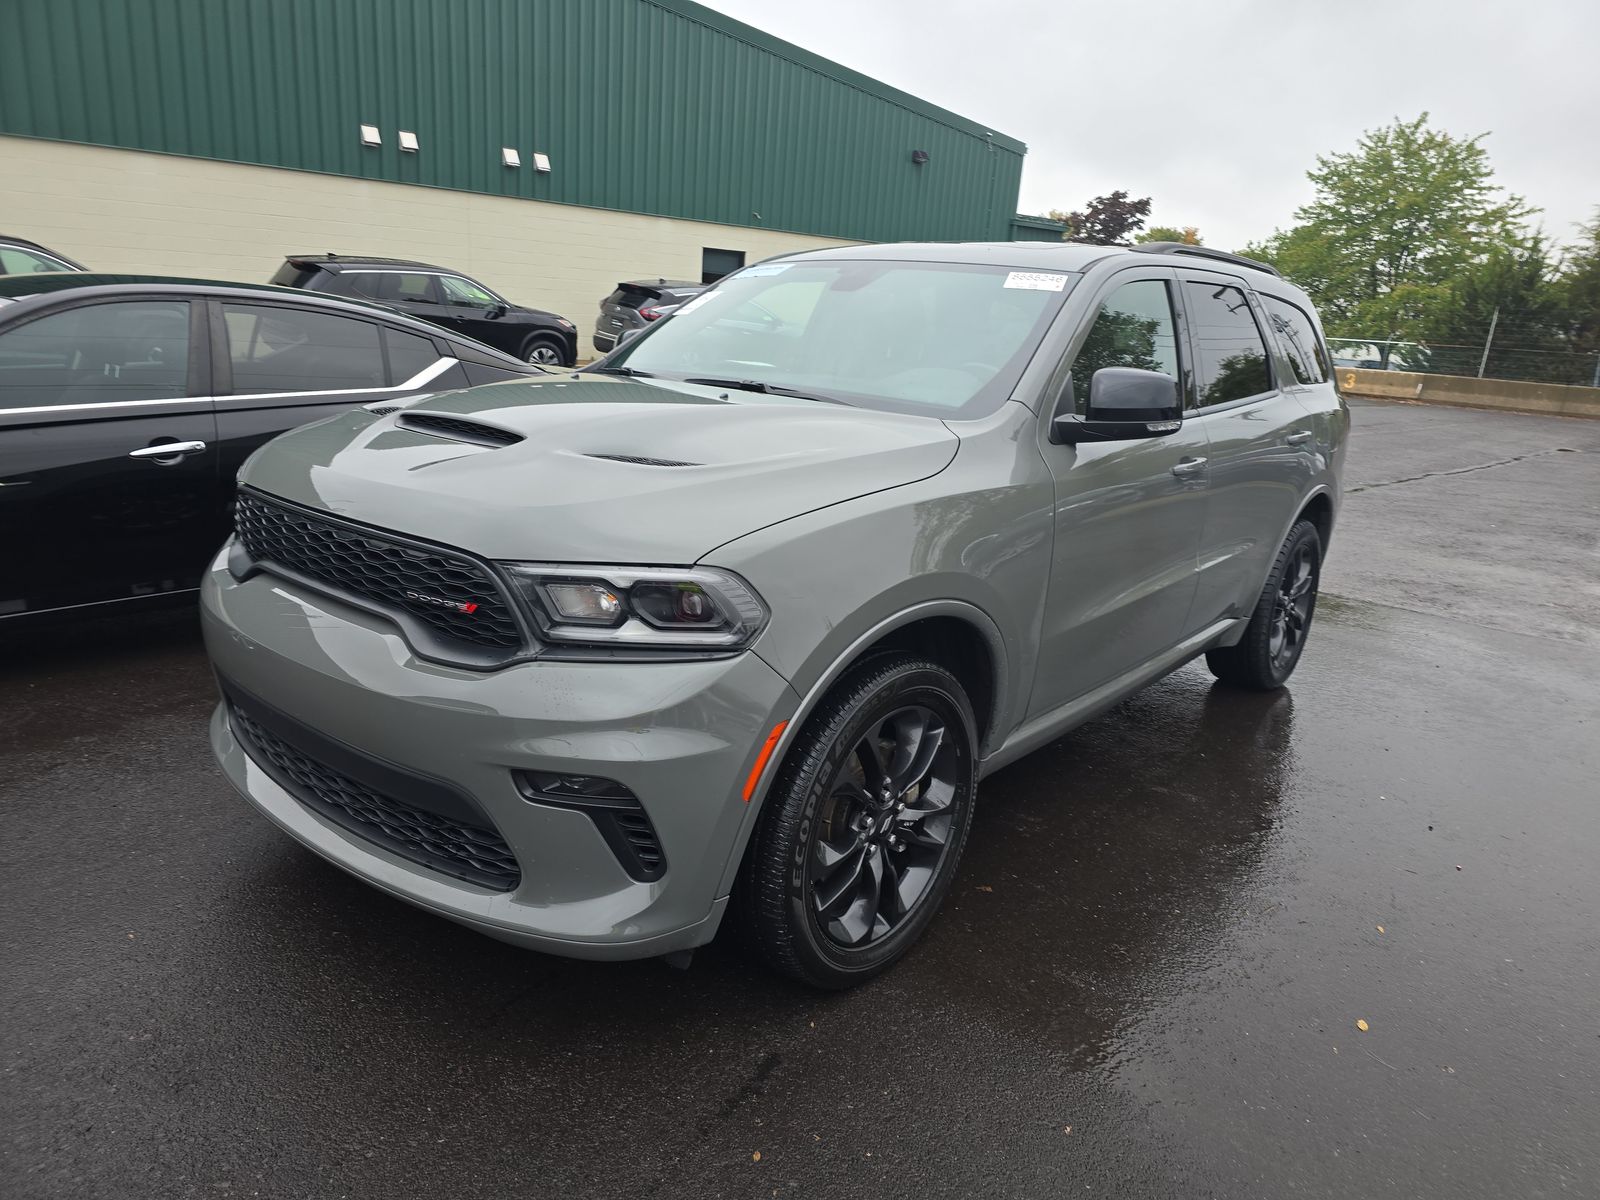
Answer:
[699,0,1599,252]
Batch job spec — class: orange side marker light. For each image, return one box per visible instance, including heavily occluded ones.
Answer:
[742,721,789,802]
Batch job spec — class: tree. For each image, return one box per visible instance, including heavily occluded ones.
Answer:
[1419,239,1566,379]
[1047,191,1152,246]
[1137,225,1203,245]
[1553,209,1600,380]
[1244,114,1535,364]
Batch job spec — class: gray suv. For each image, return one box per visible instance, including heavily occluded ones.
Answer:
[203,241,1347,988]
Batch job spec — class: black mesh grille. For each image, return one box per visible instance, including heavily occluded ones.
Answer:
[234,490,523,652]
[513,772,666,882]
[229,700,521,891]
[400,413,523,446]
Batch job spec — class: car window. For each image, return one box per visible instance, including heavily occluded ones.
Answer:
[1184,282,1273,406]
[0,245,75,275]
[385,327,440,384]
[439,275,500,307]
[0,300,190,410]
[1262,295,1330,385]
[1068,279,1180,414]
[368,273,437,304]
[612,260,1075,419]
[223,304,386,394]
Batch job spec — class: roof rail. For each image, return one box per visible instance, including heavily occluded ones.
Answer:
[1134,242,1281,277]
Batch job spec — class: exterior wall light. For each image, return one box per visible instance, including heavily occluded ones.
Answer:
[911,149,930,165]
[502,147,521,168]
[398,130,419,152]
[359,124,382,147]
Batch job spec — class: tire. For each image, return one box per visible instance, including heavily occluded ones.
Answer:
[738,655,978,989]
[1206,519,1322,691]
[521,334,566,366]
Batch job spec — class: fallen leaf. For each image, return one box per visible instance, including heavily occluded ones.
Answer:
[976,885,994,893]
[1063,1126,1072,1134]
[1356,1019,1369,1032]
[1376,926,1385,934]
[1456,865,1463,871]
[751,1151,761,1163]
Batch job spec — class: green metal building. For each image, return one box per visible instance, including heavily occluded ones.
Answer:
[0,0,1033,344]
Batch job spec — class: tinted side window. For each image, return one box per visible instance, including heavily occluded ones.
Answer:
[372,273,438,303]
[0,301,190,410]
[439,275,499,307]
[223,304,385,394]
[1185,282,1273,406]
[1069,279,1179,414]
[0,246,75,275]
[1262,295,1329,385]
[385,327,440,384]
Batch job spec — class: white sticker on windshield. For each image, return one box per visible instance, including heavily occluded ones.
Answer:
[739,263,791,277]
[674,293,714,315]
[1003,271,1069,292]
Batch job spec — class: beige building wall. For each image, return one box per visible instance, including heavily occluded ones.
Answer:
[0,135,854,357]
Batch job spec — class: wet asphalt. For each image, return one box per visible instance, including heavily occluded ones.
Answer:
[3,398,1597,1199]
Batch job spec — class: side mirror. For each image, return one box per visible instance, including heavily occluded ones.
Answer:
[486,303,508,319]
[1050,367,1183,444]
[616,326,645,346]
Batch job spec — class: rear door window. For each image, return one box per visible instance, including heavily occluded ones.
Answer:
[369,273,438,304]
[0,300,191,409]
[1183,281,1274,406]
[222,304,386,394]
[1262,295,1330,385]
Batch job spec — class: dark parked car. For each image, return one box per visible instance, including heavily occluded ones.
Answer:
[594,279,706,354]
[0,274,540,623]
[272,255,578,366]
[1,234,86,275]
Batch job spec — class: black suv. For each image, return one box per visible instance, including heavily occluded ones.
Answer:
[594,279,707,354]
[273,256,578,366]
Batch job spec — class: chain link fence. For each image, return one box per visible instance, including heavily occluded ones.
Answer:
[1329,312,1600,388]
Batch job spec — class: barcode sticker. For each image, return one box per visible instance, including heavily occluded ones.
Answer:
[1003,271,1068,292]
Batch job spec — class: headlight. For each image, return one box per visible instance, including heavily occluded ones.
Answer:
[500,564,768,650]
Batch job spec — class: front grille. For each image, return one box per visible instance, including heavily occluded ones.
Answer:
[234,490,523,654]
[229,699,521,891]
[400,413,523,447]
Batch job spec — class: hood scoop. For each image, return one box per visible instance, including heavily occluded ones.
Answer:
[585,453,700,467]
[399,412,523,447]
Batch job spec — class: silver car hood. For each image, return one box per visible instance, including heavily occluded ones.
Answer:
[237,375,960,563]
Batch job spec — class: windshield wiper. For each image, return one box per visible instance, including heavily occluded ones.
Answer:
[682,377,848,405]
[586,365,655,378]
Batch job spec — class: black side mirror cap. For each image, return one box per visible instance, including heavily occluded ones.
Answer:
[1050,367,1183,444]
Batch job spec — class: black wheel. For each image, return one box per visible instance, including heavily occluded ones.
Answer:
[1206,519,1322,690]
[739,655,977,989]
[521,334,566,366]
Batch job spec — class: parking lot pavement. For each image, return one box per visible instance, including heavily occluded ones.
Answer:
[3,398,1597,1200]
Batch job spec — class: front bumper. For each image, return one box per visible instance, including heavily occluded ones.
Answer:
[202,549,798,959]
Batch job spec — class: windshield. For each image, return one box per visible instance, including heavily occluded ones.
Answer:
[608,259,1077,418]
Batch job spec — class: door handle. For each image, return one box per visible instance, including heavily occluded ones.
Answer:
[1285,430,1314,446]
[1170,456,1207,477]
[129,440,207,461]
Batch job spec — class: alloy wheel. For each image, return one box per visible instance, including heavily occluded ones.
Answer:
[807,705,959,949]
[1269,542,1316,671]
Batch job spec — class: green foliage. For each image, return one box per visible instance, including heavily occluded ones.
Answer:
[1554,209,1600,364]
[1246,114,1535,351]
[1137,225,1203,245]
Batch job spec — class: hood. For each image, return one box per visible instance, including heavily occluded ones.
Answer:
[238,375,959,563]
